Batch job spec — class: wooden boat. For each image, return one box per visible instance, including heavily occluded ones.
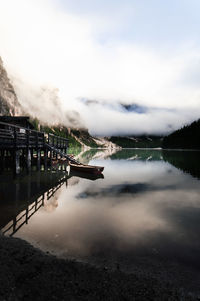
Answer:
[69,162,104,174]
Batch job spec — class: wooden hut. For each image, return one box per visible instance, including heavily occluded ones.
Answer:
[0,116,34,129]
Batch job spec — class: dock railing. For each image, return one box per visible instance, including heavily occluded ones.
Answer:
[47,133,68,150]
[0,121,68,150]
[0,121,69,174]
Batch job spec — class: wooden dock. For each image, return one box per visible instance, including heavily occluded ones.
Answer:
[0,120,69,174]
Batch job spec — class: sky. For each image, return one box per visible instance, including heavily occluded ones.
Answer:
[0,0,200,135]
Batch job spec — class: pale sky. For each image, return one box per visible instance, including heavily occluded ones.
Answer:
[0,0,200,135]
[59,0,200,45]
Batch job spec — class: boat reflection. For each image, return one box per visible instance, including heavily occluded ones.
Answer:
[0,162,105,237]
[69,170,104,181]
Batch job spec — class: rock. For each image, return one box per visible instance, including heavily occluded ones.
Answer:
[0,57,21,116]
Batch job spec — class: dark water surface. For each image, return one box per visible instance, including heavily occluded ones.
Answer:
[1,149,200,279]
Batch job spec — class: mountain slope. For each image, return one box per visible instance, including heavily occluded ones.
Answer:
[109,135,163,148]
[0,57,21,116]
[162,119,200,149]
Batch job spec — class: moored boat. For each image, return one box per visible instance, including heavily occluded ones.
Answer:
[69,162,104,174]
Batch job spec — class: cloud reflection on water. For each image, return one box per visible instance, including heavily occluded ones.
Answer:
[14,156,200,264]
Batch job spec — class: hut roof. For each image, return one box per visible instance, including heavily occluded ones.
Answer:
[0,116,34,129]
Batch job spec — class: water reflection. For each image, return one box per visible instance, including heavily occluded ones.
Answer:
[163,150,200,180]
[1,149,200,277]
[0,171,68,236]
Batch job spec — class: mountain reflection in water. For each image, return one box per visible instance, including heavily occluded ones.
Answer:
[0,149,200,278]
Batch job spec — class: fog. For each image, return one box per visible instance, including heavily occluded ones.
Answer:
[0,0,200,134]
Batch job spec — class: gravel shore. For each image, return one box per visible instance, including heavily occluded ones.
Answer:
[0,235,199,301]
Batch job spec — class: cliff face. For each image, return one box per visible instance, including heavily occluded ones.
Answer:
[0,57,21,116]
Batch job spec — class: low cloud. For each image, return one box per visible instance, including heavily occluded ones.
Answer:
[80,101,200,136]
[0,0,200,134]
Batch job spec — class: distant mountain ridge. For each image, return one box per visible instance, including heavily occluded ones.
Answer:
[162,119,200,149]
[109,135,163,148]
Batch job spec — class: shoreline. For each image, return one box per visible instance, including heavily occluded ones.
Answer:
[0,235,198,300]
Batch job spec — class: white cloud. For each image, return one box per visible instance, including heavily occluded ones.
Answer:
[0,0,200,135]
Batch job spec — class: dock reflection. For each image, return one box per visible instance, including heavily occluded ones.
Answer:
[0,165,104,237]
[0,171,68,237]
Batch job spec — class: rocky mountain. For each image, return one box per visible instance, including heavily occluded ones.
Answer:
[40,125,119,149]
[162,119,200,149]
[0,57,118,149]
[0,57,169,150]
[69,129,119,149]
[0,57,21,116]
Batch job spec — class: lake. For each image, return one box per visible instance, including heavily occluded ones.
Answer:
[1,149,200,287]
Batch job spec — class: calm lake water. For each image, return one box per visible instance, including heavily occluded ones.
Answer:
[1,149,200,274]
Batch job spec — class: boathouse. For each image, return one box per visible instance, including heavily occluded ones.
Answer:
[0,116,34,129]
[0,115,69,174]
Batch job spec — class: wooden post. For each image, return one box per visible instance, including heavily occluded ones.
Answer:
[14,180,20,219]
[44,148,48,170]
[22,149,25,170]
[37,149,41,170]
[26,149,31,172]
[27,173,31,199]
[42,193,45,206]
[36,131,38,149]
[14,150,21,175]
[25,207,28,224]
[14,127,17,148]
[55,136,58,159]
[50,149,53,169]
[26,173,31,224]
[65,138,68,155]
[26,129,31,173]
[35,199,38,211]
[0,149,5,171]
[13,128,21,175]
[43,132,45,147]
[13,216,17,233]
[35,131,41,170]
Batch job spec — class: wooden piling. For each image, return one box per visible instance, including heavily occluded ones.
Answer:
[44,148,48,170]
[26,149,31,172]
[50,149,53,169]
[14,150,21,175]
[37,149,41,171]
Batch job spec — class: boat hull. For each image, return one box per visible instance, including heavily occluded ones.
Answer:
[69,162,104,174]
